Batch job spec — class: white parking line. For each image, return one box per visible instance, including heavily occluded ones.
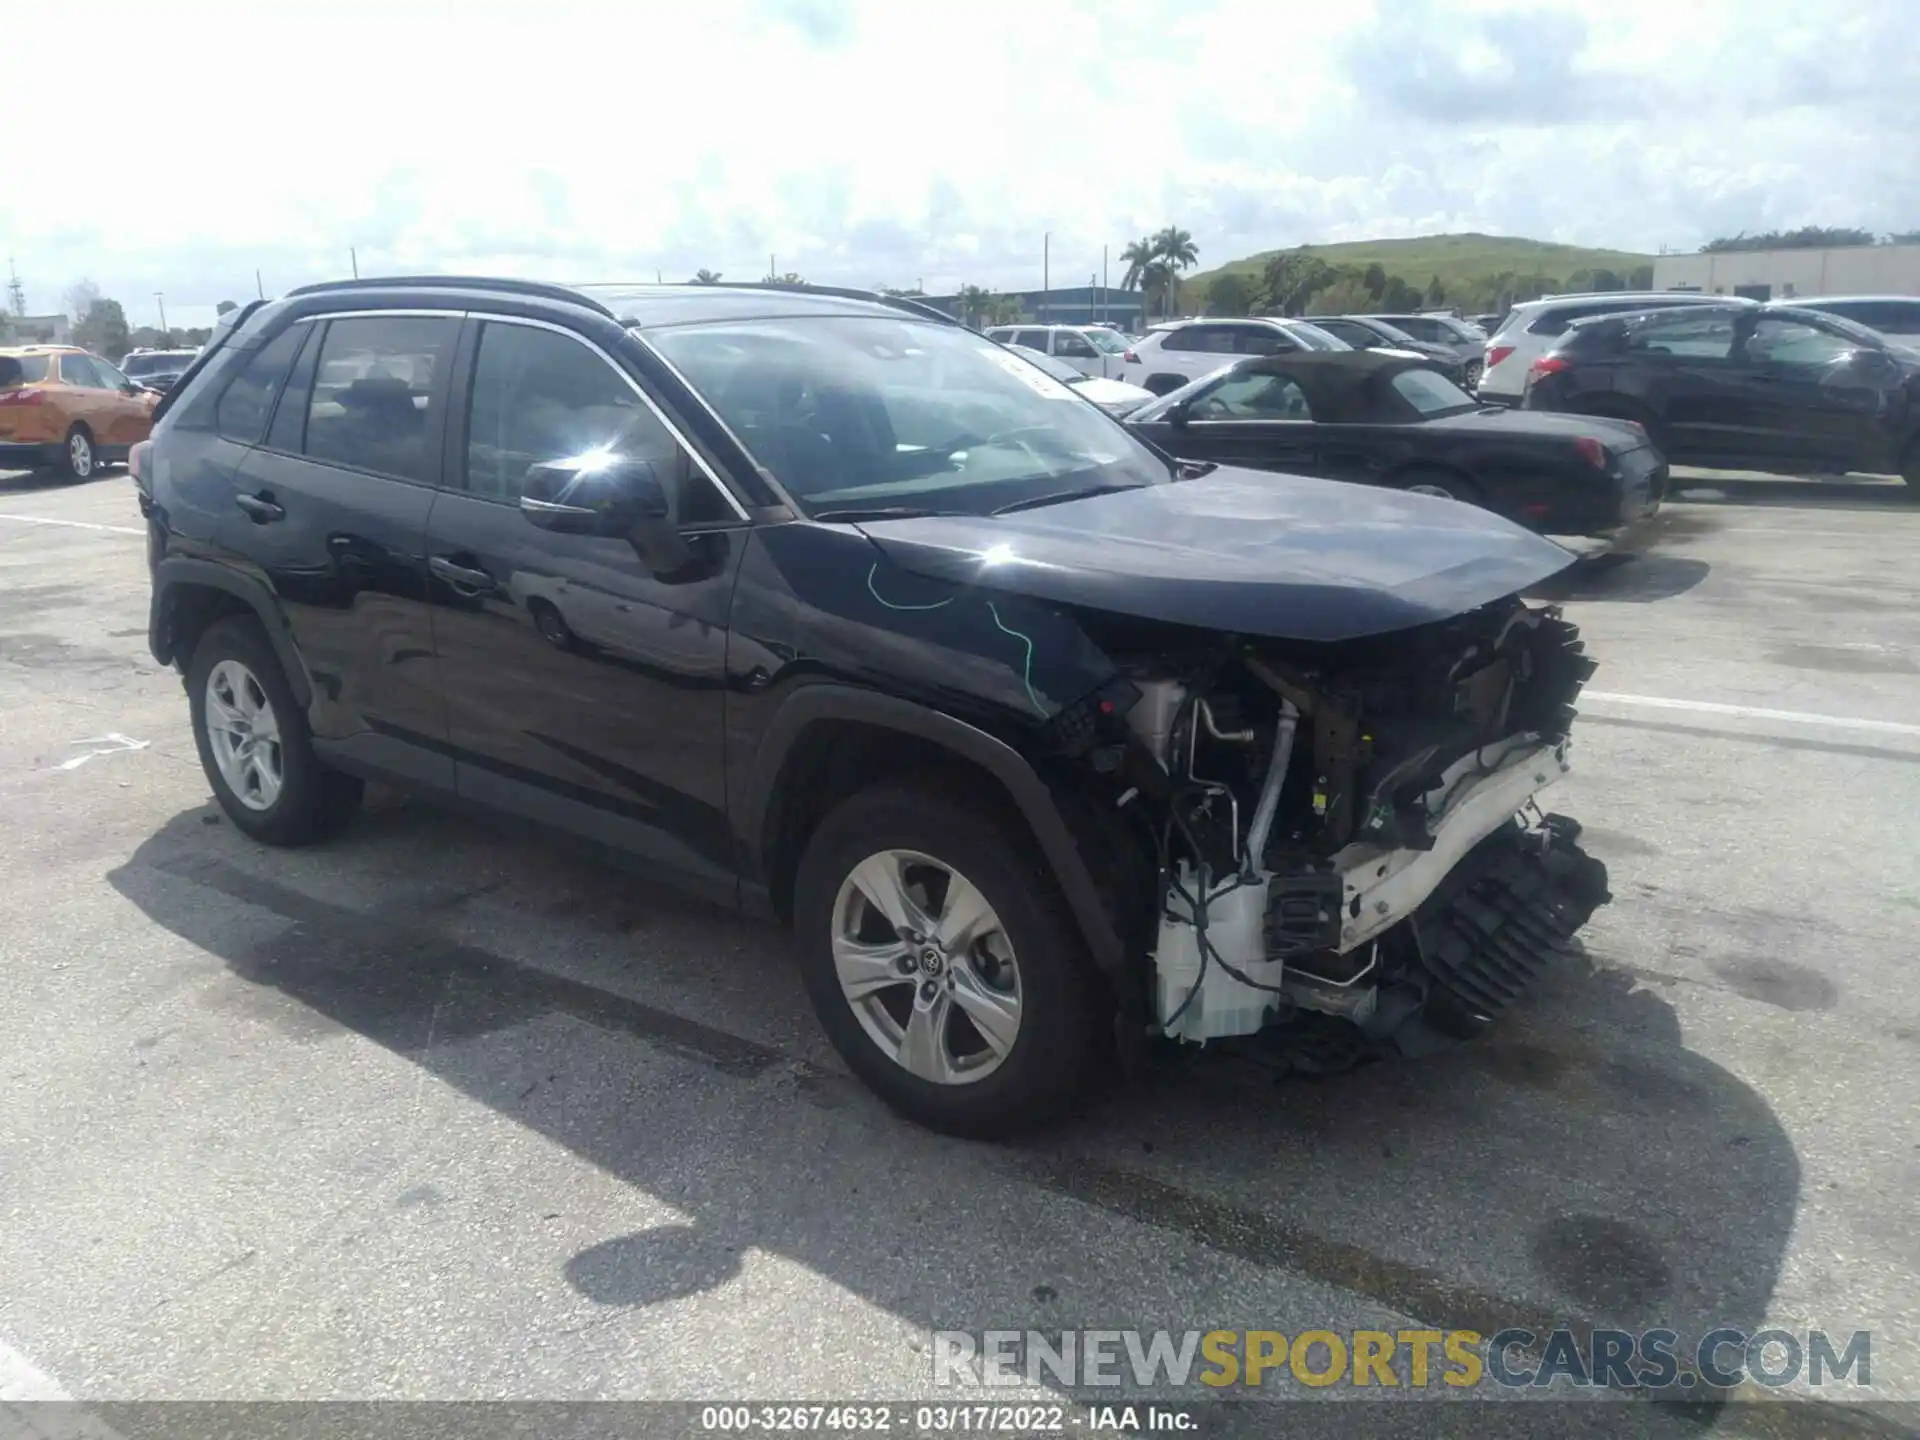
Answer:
[0,514,143,537]
[0,1336,70,1401]
[1584,691,1920,738]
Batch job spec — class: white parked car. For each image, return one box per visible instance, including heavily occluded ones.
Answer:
[1004,345,1156,417]
[1116,317,1359,396]
[981,323,1132,378]
[1478,292,1755,406]
[1792,296,1920,349]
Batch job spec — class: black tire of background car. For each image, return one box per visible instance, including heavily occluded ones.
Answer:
[1143,374,1189,396]
[791,783,1099,1139]
[59,424,95,480]
[1391,465,1484,506]
[187,615,364,845]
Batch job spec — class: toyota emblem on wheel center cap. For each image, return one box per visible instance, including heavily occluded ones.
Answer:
[918,947,944,975]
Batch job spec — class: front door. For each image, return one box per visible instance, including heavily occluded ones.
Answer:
[1155,367,1321,474]
[221,312,458,787]
[425,316,748,897]
[1732,313,1895,472]
[1048,328,1106,379]
[88,355,159,445]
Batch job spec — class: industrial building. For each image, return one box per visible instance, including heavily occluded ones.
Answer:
[918,284,1147,330]
[1651,243,1920,301]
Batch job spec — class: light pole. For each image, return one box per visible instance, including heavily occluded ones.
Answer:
[1041,232,1050,323]
[154,292,167,336]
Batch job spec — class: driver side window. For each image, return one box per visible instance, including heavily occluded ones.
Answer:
[1745,317,1857,370]
[464,321,733,525]
[1194,372,1312,421]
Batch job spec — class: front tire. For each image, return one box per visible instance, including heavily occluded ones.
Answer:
[187,616,362,845]
[59,425,96,480]
[792,784,1099,1138]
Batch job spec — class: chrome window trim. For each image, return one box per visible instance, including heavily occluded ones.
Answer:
[463,312,749,522]
[626,327,803,513]
[303,308,467,321]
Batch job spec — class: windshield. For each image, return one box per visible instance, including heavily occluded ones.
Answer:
[646,316,1169,516]
[1286,322,1352,352]
[1390,368,1479,417]
[1007,345,1089,385]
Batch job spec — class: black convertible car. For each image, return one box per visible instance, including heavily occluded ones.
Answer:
[1127,350,1667,538]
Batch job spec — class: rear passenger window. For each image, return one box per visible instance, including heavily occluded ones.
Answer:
[216,324,308,444]
[464,321,735,526]
[303,316,456,483]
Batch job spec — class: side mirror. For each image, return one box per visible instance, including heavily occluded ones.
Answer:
[518,455,690,573]
[1165,398,1193,427]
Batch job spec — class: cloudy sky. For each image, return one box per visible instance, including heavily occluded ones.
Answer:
[7,0,1917,329]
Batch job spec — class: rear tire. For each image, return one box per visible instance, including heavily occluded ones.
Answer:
[1393,466,1484,506]
[187,615,362,845]
[791,783,1098,1138]
[58,425,96,480]
[1143,373,1189,397]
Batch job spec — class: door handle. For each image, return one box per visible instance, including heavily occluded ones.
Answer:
[430,555,497,594]
[233,491,285,523]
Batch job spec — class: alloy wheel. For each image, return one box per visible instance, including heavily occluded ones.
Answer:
[68,431,95,478]
[204,659,284,811]
[831,848,1023,1085]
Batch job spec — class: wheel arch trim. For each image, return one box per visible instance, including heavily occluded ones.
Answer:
[151,557,314,710]
[738,684,1126,980]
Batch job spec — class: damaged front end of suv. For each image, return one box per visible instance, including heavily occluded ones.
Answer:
[855,475,1612,1075]
[1064,598,1611,1072]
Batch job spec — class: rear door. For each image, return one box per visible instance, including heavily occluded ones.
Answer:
[1615,310,1748,463]
[223,311,458,786]
[423,315,748,896]
[54,353,113,442]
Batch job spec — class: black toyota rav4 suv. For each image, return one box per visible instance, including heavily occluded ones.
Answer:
[135,277,1610,1137]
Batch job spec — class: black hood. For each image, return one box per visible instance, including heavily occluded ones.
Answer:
[854,468,1578,642]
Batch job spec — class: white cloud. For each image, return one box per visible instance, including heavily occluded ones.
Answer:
[6,0,1916,329]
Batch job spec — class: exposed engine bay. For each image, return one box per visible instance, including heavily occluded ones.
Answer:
[1049,595,1613,1071]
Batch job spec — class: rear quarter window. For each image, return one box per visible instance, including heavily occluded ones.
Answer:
[216,324,310,444]
[0,356,50,384]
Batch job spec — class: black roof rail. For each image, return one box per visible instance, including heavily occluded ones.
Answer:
[283,275,615,318]
[687,280,963,328]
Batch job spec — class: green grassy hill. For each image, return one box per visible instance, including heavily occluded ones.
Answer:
[1186,232,1656,308]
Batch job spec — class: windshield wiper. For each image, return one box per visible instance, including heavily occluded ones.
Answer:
[990,484,1139,516]
[810,504,971,522]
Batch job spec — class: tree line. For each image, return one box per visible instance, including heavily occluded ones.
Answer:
[1203,248,1658,321]
[1701,226,1920,253]
[0,278,230,358]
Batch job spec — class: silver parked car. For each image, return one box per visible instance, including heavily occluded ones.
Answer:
[1005,344,1156,417]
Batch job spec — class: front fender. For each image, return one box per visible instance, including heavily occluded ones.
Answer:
[738,682,1126,982]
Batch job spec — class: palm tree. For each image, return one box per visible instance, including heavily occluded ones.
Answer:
[691,269,722,284]
[1138,260,1173,321]
[1119,236,1157,293]
[1153,226,1199,319]
[957,284,993,327]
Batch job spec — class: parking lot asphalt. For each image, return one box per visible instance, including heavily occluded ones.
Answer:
[0,467,1916,1433]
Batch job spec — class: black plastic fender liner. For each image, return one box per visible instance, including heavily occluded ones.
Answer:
[150,557,315,709]
[1397,814,1611,1047]
[738,683,1128,983]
